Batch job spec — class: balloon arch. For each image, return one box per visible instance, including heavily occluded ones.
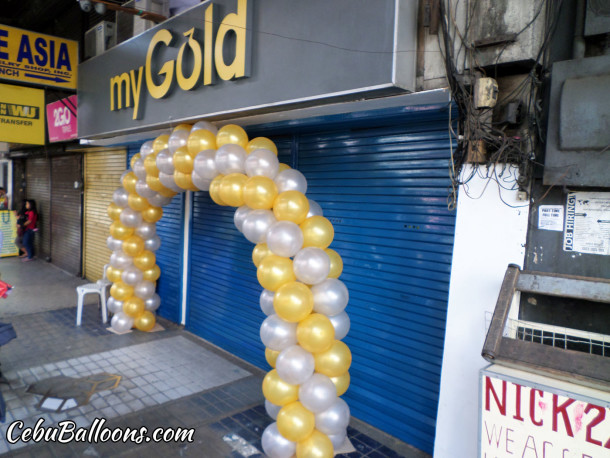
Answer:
[105,122,352,457]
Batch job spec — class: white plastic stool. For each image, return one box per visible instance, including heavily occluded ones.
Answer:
[76,264,111,326]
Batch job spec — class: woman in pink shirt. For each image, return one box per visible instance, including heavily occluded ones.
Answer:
[22,200,38,261]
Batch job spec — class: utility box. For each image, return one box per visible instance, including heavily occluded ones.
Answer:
[117,0,169,44]
[84,21,116,59]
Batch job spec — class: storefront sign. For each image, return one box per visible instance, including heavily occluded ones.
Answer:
[0,25,77,89]
[46,95,77,142]
[78,0,417,138]
[481,373,610,457]
[0,83,45,145]
[563,192,610,256]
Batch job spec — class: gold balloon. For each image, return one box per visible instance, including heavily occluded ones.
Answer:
[300,216,334,249]
[262,369,299,406]
[325,249,343,279]
[122,172,138,194]
[173,146,195,174]
[127,193,150,212]
[257,255,296,292]
[152,134,169,153]
[123,296,145,318]
[144,153,160,178]
[110,221,134,240]
[106,266,123,283]
[252,243,272,268]
[146,174,163,192]
[274,282,313,322]
[133,250,156,271]
[243,176,278,210]
[219,173,248,207]
[130,153,141,169]
[141,206,163,223]
[107,203,123,221]
[174,170,199,191]
[157,186,177,198]
[314,341,352,377]
[278,163,291,172]
[297,430,334,458]
[273,191,310,224]
[216,124,248,148]
[209,175,227,206]
[187,128,217,155]
[135,310,156,332]
[246,137,278,155]
[330,372,350,396]
[110,281,134,301]
[265,348,280,368]
[277,401,315,443]
[173,123,192,132]
[142,265,161,282]
[297,313,335,353]
[122,235,145,257]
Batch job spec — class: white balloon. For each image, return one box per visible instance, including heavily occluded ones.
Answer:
[274,169,307,194]
[193,149,218,180]
[111,312,134,333]
[120,207,143,228]
[242,209,277,244]
[191,121,218,134]
[121,266,143,286]
[110,251,133,270]
[260,314,297,351]
[168,129,189,153]
[266,221,303,258]
[144,235,161,252]
[245,148,280,178]
[135,222,156,240]
[107,297,124,314]
[276,345,315,385]
[299,373,337,413]
[191,171,212,191]
[261,422,296,458]
[148,193,173,207]
[215,144,247,175]
[315,398,351,435]
[106,236,123,252]
[265,400,282,420]
[328,430,348,449]
[312,278,349,316]
[234,205,253,233]
[307,199,324,218]
[134,281,156,300]
[135,180,157,199]
[139,140,154,159]
[329,311,350,340]
[293,247,330,285]
[133,159,147,180]
[145,293,161,311]
[156,148,175,174]
[260,289,276,316]
[159,172,183,192]
[113,188,129,208]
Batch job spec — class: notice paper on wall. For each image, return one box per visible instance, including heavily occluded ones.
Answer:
[563,191,610,255]
[538,205,564,231]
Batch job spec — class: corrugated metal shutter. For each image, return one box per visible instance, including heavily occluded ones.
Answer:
[127,145,184,323]
[51,155,82,275]
[83,148,126,281]
[25,157,51,259]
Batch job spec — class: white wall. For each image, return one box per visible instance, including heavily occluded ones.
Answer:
[434,165,529,457]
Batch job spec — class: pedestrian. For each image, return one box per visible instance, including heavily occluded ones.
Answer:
[15,200,27,257]
[21,200,38,262]
[0,188,7,210]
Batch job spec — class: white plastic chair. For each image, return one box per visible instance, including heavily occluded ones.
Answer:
[76,264,111,326]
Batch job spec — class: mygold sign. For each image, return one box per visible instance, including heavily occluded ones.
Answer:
[0,82,44,145]
[110,0,251,120]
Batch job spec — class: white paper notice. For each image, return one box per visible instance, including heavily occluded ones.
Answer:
[563,191,610,255]
[538,205,564,231]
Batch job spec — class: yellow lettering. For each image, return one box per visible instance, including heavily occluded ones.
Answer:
[176,28,202,91]
[146,29,175,99]
[204,3,215,85]
[110,73,131,111]
[129,66,144,120]
[214,0,251,81]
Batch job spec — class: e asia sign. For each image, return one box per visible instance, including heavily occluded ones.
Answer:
[481,373,610,457]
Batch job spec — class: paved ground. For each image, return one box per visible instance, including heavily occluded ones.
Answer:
[0,257,429,457]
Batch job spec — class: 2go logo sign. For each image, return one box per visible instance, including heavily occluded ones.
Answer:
[46,95,77,142]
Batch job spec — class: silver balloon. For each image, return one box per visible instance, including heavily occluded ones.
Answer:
[329,311,350,341]
[113,187,129,208]
[274,169,307,194]
[135,222,156,240]
[106,236,123,252]
[242,209,277,244]
[312,278,349,316]
[299,373,338,413]
[144,235,161,252]
[145,293,161,312]
[139,140,154,159]
[260,289,276,316]
[121,266,143,286]
[191,120,218,134]
[120,170,130,182]
[293,247,330,285]
[191,170,212,191]
[234,206,252,233]
[134,281,156,300]
[109,251,133,270]
[328,430,348,449]
[265,400,282,420]
[276,345,315,385]
[133,158,147,180]
[168,129,189,154]
[148,193,173,207]
[111,312,134,333]
[307,199,324,218]
[260,314,297,351]
[266,221,303,258]
[156,148,175,174]
[244,148,280,178]
[215,144,247,175]
[159,171,183,193]
[193,149,219,179]
[135,180,157,199]
[120,207,143,228]
[261,422,296,458]
[107,297,124,314]
[315,398,351,435]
